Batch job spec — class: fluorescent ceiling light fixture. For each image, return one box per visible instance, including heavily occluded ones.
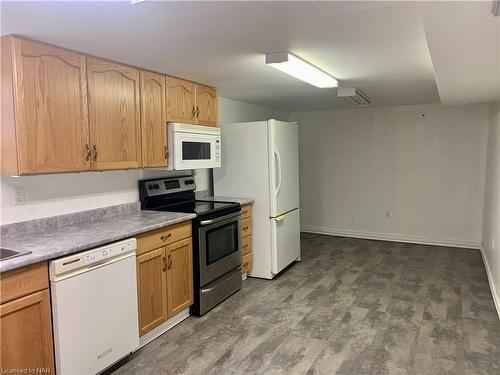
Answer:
[265,51,338,88]
[131,0,147,5]
[337,88,371,106]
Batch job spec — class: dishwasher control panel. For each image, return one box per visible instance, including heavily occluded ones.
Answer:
[49,238,137,280]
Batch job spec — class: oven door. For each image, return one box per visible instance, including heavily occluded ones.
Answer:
[198,212,241,286]
[173,133,221,170]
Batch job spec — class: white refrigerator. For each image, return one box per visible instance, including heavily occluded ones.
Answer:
[214,119,300,279]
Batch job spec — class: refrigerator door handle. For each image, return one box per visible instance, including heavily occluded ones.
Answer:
[274,146,283,196]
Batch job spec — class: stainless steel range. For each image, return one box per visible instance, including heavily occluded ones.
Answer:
[139,175,242,316]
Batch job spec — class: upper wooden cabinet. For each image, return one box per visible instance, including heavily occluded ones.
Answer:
[1,36,218,175]
[1,36,90,175]
[140,70,168,168]
[87,58,141,170]
[166,76,196,124]
[166,77,218,127]
[195,84,218,127]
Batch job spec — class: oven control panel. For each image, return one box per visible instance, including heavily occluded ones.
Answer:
[143,176,197,197]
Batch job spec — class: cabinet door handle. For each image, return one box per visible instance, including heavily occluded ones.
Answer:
[92,145,98,162]
[192,106,196,118]
[160,233,172,241]
[167,254,172,270]
[196,106,200,118]
[164,146,168,160]
[162,255,167,272]
[85,144,92,161]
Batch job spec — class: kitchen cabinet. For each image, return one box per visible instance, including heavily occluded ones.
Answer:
[0,263,55,374]
[135,222,193,336]
[87,57,141,170]
[166,76,196,124]
[140,70,168,168]
[136,248,168,336]
[195,84,218,127]
[1,35,218,175]
[1,36,90,175]
[240,204,253,274]
[167,77,218,126]
[166,238,194,317]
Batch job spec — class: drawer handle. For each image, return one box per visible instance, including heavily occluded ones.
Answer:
[243,244,248,249]
[243,226,249,231]
[160,233,172,241]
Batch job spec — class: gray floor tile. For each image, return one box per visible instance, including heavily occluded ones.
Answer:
[108,234,500,375]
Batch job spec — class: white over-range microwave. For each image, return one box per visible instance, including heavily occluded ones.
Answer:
[167,123,221,170]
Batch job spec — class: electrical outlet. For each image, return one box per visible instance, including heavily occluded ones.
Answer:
[15,187,25,206]
[385,210,391,218]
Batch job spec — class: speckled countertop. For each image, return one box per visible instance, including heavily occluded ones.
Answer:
[202,196,254,206]
[0,209,195,273]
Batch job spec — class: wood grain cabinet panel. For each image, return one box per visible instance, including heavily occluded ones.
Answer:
[195,84,218,127]
[87,58,141,170]
[166,76,196,124]
[0,289,55,374]
[140,70,168,168]
[136,248,168,336]
[1,36,90,175]
[166,238,193,317]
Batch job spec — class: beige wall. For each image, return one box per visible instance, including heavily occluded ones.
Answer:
[482,102,500,313]
[291,103,490,248]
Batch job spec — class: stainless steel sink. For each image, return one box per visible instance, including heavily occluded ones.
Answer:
[0,248,31,261]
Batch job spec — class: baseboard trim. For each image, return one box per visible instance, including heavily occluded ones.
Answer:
[480,243,500,320]
[138,308,190,349]
[300,225,481,249]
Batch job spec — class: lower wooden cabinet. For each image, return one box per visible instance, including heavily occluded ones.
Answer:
[166,238,193,317]
[136,225,193,336]
[0,264,54,374]
[136,248,168,336]
[240,204,253,275]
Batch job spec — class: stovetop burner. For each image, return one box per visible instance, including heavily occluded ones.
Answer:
[138,175,241,219]
[153,200,239,216]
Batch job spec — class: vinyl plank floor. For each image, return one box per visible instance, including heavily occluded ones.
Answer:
[108,233,500,375]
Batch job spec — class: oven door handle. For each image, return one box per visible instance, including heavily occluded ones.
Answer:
[199,212,240,226]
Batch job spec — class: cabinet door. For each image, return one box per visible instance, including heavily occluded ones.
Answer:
[166,76,196,124]
[11,37,90,174]
[166,238,193,317]
[195,84,218,127]
[140,70,168,168]
[136,248,168,336]
[87,58,141,170]
[0,289,54,373]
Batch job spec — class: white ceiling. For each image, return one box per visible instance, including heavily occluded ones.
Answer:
[1,1,498,112]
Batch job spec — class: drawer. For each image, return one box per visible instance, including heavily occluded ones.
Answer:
[241,235,252,255]
[137,221,192,255]
[1,262,49,304]
[240,204,252,220]
[241,253,252,274]
[241,217,252,238]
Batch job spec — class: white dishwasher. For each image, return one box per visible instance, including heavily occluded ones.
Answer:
[50,238,139,375]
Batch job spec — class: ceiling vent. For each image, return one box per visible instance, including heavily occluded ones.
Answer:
[494,0,500,16]
[337,88,371,106]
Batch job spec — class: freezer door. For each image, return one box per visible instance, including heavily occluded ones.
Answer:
[271,208,301,275]
[268,120,300,217]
